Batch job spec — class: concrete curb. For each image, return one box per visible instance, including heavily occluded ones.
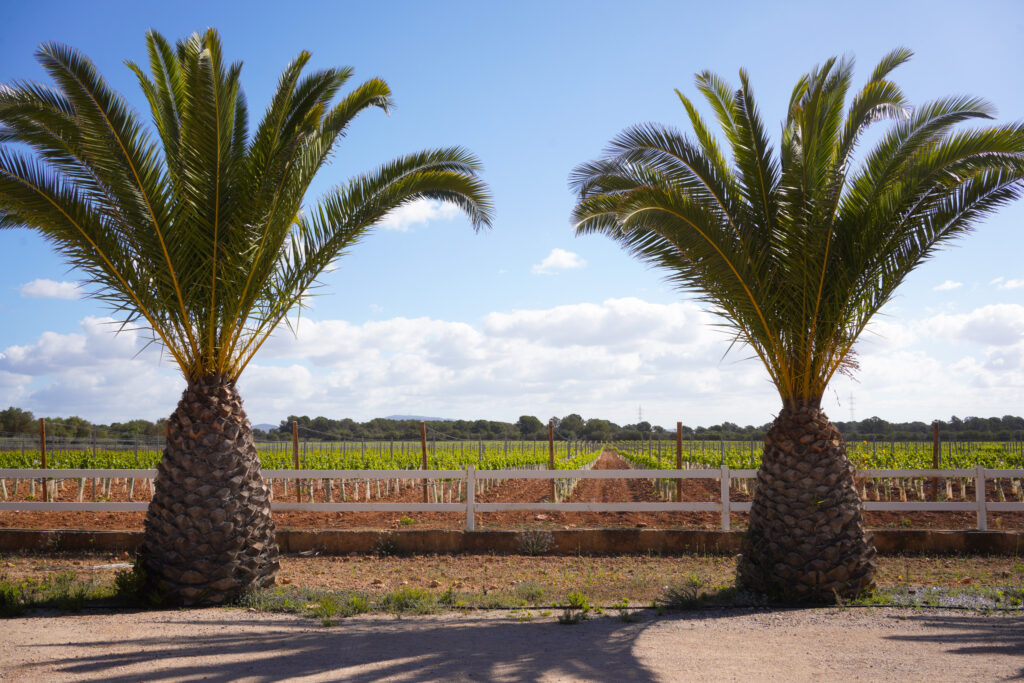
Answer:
[0,528,1021,556]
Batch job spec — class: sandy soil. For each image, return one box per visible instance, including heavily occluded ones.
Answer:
[2,449,1021,531]
[1,606,1021,682]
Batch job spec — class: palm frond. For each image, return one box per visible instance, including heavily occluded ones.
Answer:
[0,29,493,383]
[572,50,1024,407]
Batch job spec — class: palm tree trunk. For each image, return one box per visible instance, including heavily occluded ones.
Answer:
[737,404,875,601]
[140,375,279,605]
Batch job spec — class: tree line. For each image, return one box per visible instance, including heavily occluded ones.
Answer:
[4,405,1020,443]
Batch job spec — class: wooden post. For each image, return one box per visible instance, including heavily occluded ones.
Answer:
[292,421,301,502]
[39,418,49,502]
[548,420,555,500]
[420,421,429,503]
[931,421,941,501]
[675,421,683,502]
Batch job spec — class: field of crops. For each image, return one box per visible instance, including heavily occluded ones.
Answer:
[615,439,1024,470]
[0,436,603,471]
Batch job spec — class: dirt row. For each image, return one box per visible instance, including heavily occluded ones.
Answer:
[1,449,1021,531]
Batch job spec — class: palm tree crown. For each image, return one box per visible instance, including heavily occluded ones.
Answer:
[0,29,492,381]
[571,48,1024,408]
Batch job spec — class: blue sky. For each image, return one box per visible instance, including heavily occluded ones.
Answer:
[1,0,1023,427]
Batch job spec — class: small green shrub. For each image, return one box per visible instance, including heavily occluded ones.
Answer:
[514,582,545,603]
[557,591,591,625]
[659,573,706,610]
[557,608,585,625]
[0,580,25,618]
[565,591,590,611]
[342,595,370,615]
[612,597,641,623]
[380,587,437,616]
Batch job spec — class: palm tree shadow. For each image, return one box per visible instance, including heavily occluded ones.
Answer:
[884,613,1024,678]
[33,610,663,682]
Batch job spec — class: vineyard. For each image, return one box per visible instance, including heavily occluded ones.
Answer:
[616,439,1024,508]
[614,438,1024,470]
[0,434,600,471]
[1,431,1022,532]
[4,432,1023,471]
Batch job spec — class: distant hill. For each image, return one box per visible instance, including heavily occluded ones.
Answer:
[384,415,447,422]
[253,423,277,432]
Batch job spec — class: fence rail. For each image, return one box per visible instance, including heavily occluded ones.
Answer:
[2,466,1022,532]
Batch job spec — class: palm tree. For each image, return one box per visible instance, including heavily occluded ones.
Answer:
[0,29,492,605]
[571,49,1024,601]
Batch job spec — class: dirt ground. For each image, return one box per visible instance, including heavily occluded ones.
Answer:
[3,552,1021,606]
[2,606,1021,682]
[2,450,1022,531]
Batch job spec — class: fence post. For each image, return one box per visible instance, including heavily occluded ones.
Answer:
[976,464,986,530]
[931,421,941,502]
[420,421,429,503]
[676,422,683,502]
[39,418,49,502]
[466,465,476,531]
[720,464,730,531]
[548,420,555,500]
[292,421,301,503]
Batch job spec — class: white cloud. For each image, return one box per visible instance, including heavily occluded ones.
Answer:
[988,277,1024,290]
[4,300,1024,427]
[933,280,962,291]
[19,279,81,300]
[927,304,1024,347]
[858,319,916,352]
[378,199,461,232]
[532,248,587,274]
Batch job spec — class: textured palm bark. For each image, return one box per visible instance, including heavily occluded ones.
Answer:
[140,376,279,605]
[737,404,876,601]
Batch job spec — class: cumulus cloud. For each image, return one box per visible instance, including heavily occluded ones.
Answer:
[378,199,461,232]
[532,248,586,274]
[19,279,81,300]
[927,304,1024,346]
[4,300,1024,426]
[857,319,916,352]
[0,317,179,421]
[998,279,1024,290]
[932,280,962,291]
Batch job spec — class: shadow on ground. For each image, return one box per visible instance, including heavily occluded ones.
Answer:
[26,610,661,682]
[885,612,1024,678]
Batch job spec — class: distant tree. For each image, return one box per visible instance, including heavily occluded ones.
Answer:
[559,414,585,439]
[583,418,616,441]
[516,415,544,438]
[0,406,35,434]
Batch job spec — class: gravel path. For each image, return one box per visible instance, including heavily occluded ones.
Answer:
[2,607,1021,682]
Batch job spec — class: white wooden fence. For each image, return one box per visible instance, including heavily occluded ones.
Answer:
[1,466,1022,532]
